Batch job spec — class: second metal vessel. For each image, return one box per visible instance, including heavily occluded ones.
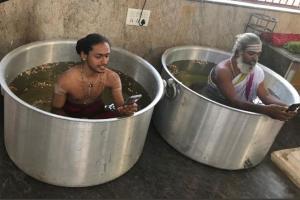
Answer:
[153,46,299,170]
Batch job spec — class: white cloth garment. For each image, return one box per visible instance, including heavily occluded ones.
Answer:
[207,65,265,103]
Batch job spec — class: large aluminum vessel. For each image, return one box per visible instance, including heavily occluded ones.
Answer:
[153,46,300,170]
[0,40,164,186]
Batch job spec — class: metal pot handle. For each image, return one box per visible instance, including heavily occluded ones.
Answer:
[163,78,178,99]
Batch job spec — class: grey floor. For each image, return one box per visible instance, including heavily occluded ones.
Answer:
[0,96,300,199]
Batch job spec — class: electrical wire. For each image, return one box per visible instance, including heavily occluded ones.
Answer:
[138,0,147,26]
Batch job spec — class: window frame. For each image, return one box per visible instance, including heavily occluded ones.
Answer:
[234,0,300,9]
[196,0,300,14]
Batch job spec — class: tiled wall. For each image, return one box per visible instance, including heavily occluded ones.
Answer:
[0,0,299,68]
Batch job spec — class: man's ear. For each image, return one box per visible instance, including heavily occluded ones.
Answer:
[233,50,241,58]
[237,50,243,57]
[80,52,87,61]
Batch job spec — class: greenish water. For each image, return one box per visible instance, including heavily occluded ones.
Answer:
[168,60,276,104]
[9,62,151,112]
[168,60,215,94]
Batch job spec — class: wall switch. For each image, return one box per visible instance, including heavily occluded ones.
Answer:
[126,8,150,26]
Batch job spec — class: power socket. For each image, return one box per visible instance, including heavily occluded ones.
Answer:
[126,8,150,26]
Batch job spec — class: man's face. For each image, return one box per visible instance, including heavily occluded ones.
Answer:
[85,42,110,73]
[236,50,261,74]
[241,50,261,66]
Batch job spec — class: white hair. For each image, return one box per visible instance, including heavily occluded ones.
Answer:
[232,33,262,55]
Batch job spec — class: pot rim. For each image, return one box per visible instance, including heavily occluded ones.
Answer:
[162,45,300,116]
[0,40,164,122]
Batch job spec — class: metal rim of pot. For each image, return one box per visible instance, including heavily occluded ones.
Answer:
[0,40,165,122]
[161,45,300,116]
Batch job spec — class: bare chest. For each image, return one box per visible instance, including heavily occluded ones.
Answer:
[68,77,107,104]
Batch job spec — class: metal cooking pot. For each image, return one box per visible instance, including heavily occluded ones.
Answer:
[0,40,164,186]
[153,46,300,170]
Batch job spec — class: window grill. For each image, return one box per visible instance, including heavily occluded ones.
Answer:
[244,13,278,34]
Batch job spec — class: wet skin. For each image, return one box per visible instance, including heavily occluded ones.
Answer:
[52,42,137,117]
[213,50,297,121]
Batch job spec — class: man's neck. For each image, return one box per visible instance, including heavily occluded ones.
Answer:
[82,63,99,77]
[230,57,241,75]
[234,56,254,74]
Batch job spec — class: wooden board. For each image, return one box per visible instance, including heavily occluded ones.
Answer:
[271,147,300,188]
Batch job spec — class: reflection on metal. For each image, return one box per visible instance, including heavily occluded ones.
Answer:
[153,46,300,170]
[0,40,164,187]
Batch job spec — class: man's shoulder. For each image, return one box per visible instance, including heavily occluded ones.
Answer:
[215,59,231,73]
[216,59,230,68]
[104,68,121,88]
[253,64,264,74]
[61,65,80,77]
[106,68,120,78]
[57,65,80,84]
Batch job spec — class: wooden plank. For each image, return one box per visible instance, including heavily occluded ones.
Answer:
[271,147,300,188]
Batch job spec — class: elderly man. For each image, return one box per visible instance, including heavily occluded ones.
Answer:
[206,33,296,121]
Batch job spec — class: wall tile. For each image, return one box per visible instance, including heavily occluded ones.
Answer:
[0,0,299,67]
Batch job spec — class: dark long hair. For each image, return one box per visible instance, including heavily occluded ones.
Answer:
[76,33,111,55]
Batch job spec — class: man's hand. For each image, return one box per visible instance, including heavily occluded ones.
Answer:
[264,104,297,121]
[117,103,138,116]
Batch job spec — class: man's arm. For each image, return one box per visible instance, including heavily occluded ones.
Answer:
[51,76,68,116]
[109,72,137,116]
[112,88,137,116]
[111,88,124,107]
[256,81,298,120]
[51,92,67,116]
[215,67,294,121]
[257,81,286,106]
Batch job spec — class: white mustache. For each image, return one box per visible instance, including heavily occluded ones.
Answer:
[237,56,254,74]
[250,58,258,66]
